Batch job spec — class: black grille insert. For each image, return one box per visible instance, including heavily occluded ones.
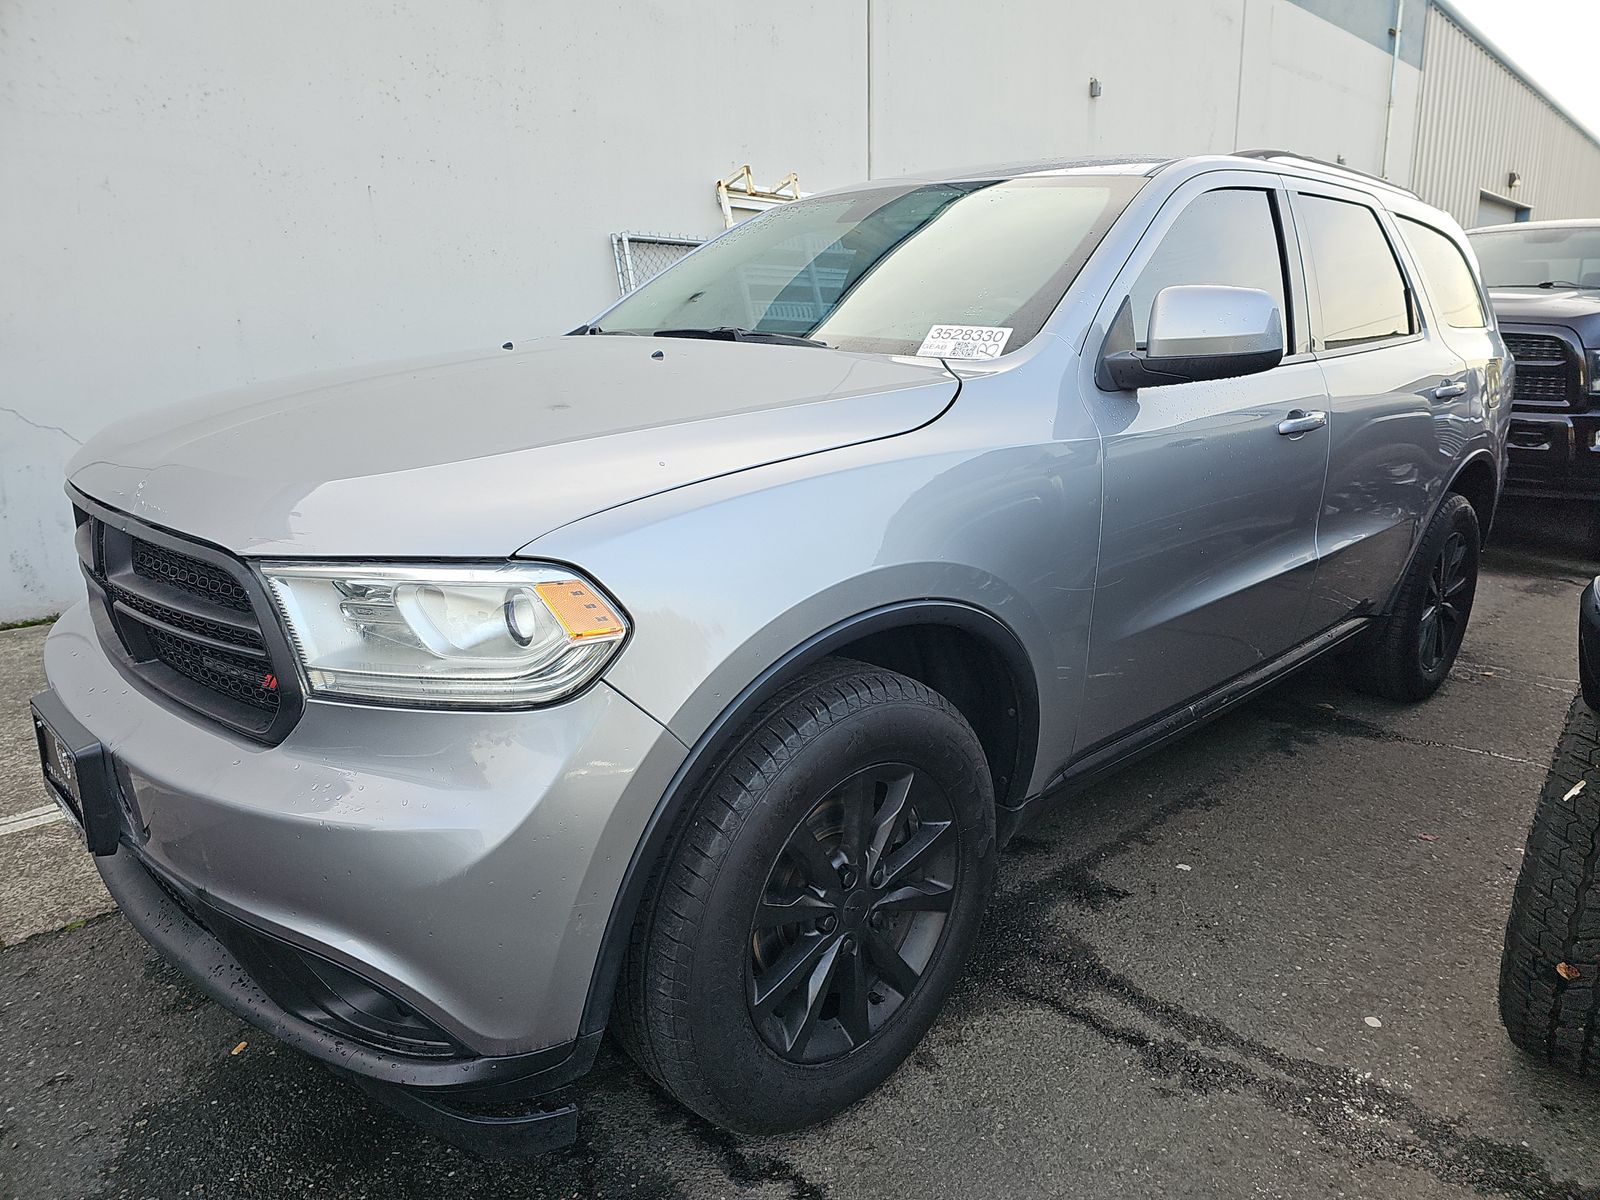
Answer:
[1502,332,1568,361]
[132,539,254,612]
[1502,330,1581,409]
[106,580,266,652]
[1512,365,1570,404]
[72,494,301,743]
[143,626,281,714]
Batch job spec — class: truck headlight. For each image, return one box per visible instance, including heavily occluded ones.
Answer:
[1589,349,1600,395]
[259,562,628,707]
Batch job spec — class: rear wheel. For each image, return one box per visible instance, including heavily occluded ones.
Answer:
[1346,493,1480,702]
[614,659,995,1133]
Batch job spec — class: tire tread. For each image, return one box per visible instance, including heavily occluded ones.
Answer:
[1501,696,1600,1075]
[1345,493,1479,702]
[613,657,986,1128]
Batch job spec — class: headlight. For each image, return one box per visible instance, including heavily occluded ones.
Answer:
[1589,349,1600,395]
[259,562,628,707]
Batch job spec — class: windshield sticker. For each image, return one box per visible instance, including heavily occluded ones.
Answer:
[916,325,1013,360]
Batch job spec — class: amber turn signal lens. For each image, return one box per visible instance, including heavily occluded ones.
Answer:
[534,580,626,641]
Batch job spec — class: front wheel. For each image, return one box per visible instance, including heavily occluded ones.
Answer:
[1346,493,1480,702]
[1500,696,1600,1075]
[613,659,996,1134]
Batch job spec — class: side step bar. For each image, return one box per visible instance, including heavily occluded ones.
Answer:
[999,616,1370,842]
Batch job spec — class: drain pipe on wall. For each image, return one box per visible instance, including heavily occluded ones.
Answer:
[1381,0,1405,178]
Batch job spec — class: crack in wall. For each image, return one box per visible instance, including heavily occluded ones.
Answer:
[0,405,82,446]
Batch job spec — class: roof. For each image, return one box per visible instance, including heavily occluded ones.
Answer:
[877,152,1415,190]
[1430,0,1600,154]
[872,155,1174,184]
[1467,218,1600,233]
[1230,149,1420,199]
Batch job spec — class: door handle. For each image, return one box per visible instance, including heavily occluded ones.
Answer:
[1432,380,1468,400]
[1277,410,1328,436]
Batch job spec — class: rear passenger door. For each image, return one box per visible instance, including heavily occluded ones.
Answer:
[1289,184,1467,636]
[1391,212,1507,470]
[1076,175,1330,754]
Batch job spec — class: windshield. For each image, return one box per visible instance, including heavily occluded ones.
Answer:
[1468,226,1600,288]
[596,175,1146,357]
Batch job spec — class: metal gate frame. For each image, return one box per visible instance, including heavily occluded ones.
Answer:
[610,232,705,295]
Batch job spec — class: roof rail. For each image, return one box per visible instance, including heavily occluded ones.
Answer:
[1230,149,1420,199]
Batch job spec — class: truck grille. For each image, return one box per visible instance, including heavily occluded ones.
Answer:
[1501,330,1583,410]
[72,494,301,743]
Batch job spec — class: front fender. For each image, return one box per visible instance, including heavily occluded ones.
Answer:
[525,434,1099,787]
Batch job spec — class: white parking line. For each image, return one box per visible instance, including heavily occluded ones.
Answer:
[0,804,66,837]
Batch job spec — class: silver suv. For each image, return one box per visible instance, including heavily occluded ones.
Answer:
[33,152,1509,1153]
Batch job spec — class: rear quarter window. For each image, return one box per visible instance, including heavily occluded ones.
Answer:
[1397,217,1488,329]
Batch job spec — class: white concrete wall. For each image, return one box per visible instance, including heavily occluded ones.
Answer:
[1,0,1417,618]
[0,1,868,618]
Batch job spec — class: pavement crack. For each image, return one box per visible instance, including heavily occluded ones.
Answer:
[1257,697,1540,767]
[677,1111,828,1199]
[983,764,1583,1199]
[1002,937,1582,1200]
[1005,784,1222,907]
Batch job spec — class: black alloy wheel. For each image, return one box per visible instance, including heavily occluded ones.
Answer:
[1419,529,1472,674]
[613,658,996,1134]
[1345,492,1480,703]
[748,762,956,1063]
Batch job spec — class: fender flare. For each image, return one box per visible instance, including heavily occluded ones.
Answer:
[1446,446,1503,535]
[577,598,1040,1037]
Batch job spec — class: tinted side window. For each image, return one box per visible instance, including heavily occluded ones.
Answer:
[1297,195,1413,349]
[1130,189,1289,347]
[1397,217,1488,328]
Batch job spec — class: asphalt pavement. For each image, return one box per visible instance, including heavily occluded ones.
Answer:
[3,497,1598,1199]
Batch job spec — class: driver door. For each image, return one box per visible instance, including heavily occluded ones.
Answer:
[1075,176,1331,754]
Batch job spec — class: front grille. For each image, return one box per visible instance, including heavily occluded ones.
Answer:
[132,540,253,613]
[1513,365,1571,403]
[143,626,281,714]
[1502,330,1582,410]
[1502,332,1567,361]
[73,494,301,743]
[105,579,266,651]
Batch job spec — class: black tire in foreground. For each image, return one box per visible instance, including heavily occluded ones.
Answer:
[1501,695,1600,1076]
[1346,492,1480,702]
[614,658,997,1133]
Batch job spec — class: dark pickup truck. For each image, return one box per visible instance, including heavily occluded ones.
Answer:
[1468,220,1600,505]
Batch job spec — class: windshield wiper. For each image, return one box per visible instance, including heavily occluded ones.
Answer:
[652,326,829,349]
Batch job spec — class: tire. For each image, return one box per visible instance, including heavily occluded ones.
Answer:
[1345,492,1480,702]
[613,658,996,1133]
[1500,696,1600,1076]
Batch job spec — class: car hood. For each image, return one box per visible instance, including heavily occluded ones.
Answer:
[67,335,958,558]
[1489,287,1600,338]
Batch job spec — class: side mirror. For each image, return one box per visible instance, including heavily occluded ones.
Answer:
[1096,284,1284,391]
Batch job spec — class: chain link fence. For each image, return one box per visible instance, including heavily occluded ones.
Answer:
[610,232,705,294]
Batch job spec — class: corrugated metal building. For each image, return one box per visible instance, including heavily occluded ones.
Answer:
[2,0,1599,620]
[1413,1,1600,227]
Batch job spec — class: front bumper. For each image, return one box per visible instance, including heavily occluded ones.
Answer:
[42,600,686,1080]
[1504,411,1600,499]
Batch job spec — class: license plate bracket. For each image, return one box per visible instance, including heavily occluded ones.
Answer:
[30,691,124,855]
